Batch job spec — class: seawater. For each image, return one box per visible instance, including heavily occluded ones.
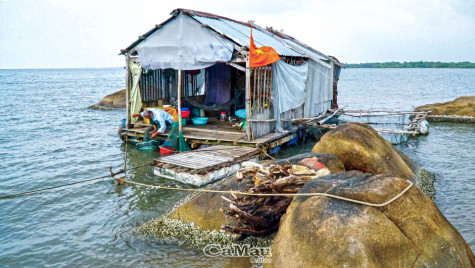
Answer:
[0,68,473,267]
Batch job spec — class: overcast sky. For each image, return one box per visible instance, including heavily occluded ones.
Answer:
[0,0,474,69]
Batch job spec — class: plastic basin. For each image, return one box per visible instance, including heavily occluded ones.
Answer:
[159,146,177,154]
[192,117,209,125]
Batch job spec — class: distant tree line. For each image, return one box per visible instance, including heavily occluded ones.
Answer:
[344,61,475,68]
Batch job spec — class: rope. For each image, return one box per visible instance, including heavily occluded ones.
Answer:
[0,163,151,199]
[120,179,413,207]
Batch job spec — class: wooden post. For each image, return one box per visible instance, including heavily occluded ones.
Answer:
[177,70,182,133]
[125,54,130,127]
[245,56,251,141]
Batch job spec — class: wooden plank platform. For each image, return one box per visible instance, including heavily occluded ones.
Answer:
[123,117,295,147]
[153,145,261,186]
[157,145,260,171]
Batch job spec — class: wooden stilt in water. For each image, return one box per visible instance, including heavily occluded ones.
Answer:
[178,70,182,134]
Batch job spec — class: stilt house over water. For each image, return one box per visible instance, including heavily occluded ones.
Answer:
[120,8,344,148]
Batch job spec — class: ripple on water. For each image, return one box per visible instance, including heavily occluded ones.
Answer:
[0,68,474,266]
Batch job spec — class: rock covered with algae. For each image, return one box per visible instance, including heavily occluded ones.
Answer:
[136,177,274,249]
[167,175,248,231]
[137,217,273,249]
[312,122,436,199]
[88,89,125,110]
[415,96,475,118]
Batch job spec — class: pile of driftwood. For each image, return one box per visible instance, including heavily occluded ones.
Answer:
[221,159,330,240]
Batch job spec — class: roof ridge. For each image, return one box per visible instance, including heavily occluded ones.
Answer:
[174,8,252,28]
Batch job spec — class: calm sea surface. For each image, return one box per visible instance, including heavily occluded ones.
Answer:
[0,68,473,267]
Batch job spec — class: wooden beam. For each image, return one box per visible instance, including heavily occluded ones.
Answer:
[269,133,297,148]
[318,108,341,125]
[245,56,251,141]
[342,110,429,115]
[249,119,276,122]
[227,62,246,72]
[178,70,183,135]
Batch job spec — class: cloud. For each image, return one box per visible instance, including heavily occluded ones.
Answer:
[0,0,473,68]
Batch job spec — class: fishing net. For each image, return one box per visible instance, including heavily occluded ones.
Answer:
[162,122,191,152]
[136,140,160,150]
[338,113,413,145]
[339,113,411,125]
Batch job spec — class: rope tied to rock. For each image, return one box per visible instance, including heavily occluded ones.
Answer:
[0,139,414,208]
[120,179,413,207]
[0,163,151,199]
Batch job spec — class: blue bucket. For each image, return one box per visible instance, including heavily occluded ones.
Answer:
[191,108,200,118]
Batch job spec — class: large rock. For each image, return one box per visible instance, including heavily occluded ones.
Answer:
[415,96,475,117]
[269,171,475,267]
[89,89,126,110]
[312,122,415,180]
[168,176,244,231]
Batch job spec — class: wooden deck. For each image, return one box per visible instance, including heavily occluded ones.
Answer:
[153,145,261,186]
[123,117,296,148]
[157,145,260,171]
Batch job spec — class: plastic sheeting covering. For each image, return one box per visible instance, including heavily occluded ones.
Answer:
[304,60,333,117]
[129,62,142,124]
[136,13,234,70]
[272,60,308,112]
[272,60,308,132]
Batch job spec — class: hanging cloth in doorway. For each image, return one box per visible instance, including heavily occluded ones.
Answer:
[129,62,142,124]
[204,63,231,106]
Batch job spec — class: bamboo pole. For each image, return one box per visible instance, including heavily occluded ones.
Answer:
[178,70,183,134]
[245,56,251,140]
[257,67,262,114]
[262,67,267,114]
[317,124,419,135]
[342,110,429,115]
[125,54,131,127]
[318,108,341,125]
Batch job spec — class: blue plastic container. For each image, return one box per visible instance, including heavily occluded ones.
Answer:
[269,146,281,154]
[192,117,209,125]
[287,137,299,146]
[191,108,200,118]
[235,108,246,119]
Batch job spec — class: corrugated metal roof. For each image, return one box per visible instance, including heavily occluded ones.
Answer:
[283,38,326,62]
[121,8,343,67]
[191,15,302,57]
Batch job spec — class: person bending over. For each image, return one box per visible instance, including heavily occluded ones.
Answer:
[132,108,174,141]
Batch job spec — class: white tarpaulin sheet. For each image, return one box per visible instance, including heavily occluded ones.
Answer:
[136,13,234,70]
[304,60,333,117]
[272,60,309,113]
[272,60,308,131]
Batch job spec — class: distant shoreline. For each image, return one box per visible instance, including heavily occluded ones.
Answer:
[0,67,123,71]
[344,61,475,68]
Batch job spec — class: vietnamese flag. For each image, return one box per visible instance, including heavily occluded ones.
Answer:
[249,24,280,68]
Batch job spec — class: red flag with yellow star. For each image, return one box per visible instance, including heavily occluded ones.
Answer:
[249,24,280,68]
